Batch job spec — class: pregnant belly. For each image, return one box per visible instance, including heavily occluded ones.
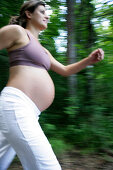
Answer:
[7,66,55,112]
[29,74,55,112]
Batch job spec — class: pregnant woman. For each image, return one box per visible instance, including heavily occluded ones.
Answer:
[0,0,104,169]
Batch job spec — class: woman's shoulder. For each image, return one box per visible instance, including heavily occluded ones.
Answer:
[0,25,25,36]
[0,25,26,50]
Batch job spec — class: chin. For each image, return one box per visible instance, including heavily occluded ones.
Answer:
[40,25,48,31]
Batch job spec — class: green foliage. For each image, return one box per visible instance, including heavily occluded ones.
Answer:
[49,138,73,155]
[0,0,24,27]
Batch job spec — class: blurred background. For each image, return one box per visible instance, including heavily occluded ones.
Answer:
[0,0,113,164]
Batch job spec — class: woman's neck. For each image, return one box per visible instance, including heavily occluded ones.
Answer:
[25,25,40,39]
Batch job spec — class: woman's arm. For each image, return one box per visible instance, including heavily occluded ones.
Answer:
[0,25,24,50]
[44,48,104,77]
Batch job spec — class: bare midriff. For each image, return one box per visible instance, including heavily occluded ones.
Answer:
[6,65,55,112]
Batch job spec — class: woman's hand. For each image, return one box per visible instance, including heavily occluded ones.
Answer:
[87,48,104,65]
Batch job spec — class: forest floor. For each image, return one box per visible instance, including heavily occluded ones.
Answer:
[8,150,113,170]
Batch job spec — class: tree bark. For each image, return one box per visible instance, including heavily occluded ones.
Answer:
[66,0,77,97]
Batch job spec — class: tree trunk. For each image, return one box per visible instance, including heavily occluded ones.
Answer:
[66,0,77,97]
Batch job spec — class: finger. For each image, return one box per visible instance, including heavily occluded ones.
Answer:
[101,49,104,59]
[98,48,104,60]
[100,49,104,60]
[98,55,104,61]
[97,52,104,61]
[98,48,104,56]
[97,53,101,60]
[91,49,99,56]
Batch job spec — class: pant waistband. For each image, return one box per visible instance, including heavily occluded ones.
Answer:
[0,86,41,115]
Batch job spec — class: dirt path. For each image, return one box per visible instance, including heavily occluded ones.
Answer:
[8,150,113,170]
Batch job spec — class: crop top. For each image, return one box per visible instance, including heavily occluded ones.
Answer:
[8,30,51,70]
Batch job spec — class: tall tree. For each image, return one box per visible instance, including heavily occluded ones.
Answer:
[66,0,77,97]
[75,0,96,114]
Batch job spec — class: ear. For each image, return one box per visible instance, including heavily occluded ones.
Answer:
[25,10,32,19]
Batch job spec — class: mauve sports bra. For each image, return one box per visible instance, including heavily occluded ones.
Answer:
[8,30,51,70]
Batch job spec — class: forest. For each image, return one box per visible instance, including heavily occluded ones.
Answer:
[0,0,113,169]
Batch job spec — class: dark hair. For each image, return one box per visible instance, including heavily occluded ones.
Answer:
[9,0,45,28]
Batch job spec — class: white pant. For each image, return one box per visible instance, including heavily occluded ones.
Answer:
[0,87,61,170]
